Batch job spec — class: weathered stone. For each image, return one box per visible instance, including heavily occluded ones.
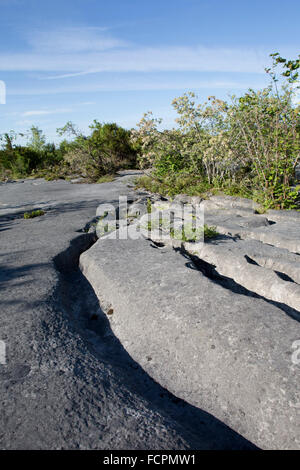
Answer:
[3,174,242,450]
[153,201,172,211]
[127,203,147,217]
[209,195,260,210]
[184,238,300,312]
[70,177,85,184]
[80,231,300,450]
[265,209,300,223]
[234,215,270,228]
[173,194,192,204]
[83,192,300,449]
[203,206,300,254]
[190,196,203,206]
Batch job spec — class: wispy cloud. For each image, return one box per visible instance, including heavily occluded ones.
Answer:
[0,45,269,75]
[8,76,267,97]
[1,25,297,79]
[18,101,96,116]
[27,26,129,53]
[22,108,72,117]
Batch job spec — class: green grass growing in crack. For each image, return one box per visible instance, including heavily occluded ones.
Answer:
[203,224,219,240]
[171,224,218,242]
[146,198,152,214]
[140,217,218,242]
[24,209,45,219]
[254,206,268,214]
[140,216,172,232]
[97,174,116,184]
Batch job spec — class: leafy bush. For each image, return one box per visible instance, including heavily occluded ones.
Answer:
[1,52,298,208]
[0,121,137,181]
[0,128,65,179]
[57,121,137,180]
[0,146,42,177]
[227,86,299,208]
[133,54,300,209]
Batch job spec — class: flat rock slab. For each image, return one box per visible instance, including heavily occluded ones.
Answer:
[199,196,300,253]
[183,237,300,313]
[132,197,300,312]
[204,211,300,254]
[80,232,300,450]
[0,176,255,450]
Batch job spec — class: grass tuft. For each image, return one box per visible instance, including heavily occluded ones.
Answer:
[24,209,45,219]
[97,174,116,184]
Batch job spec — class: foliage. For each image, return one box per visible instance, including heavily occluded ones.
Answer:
[0,145,41,177]
[27,126,46,153]
[147,198,152,213]
[266,53,300,87]
[133,54,300,209]
[57,121,137,179]
[170,223,218,242]
[97,174,116,183]
[1,52,298,210]
[0,120,137,181]
[0,128,64,178]
[203,224,219,240]
[24,209,45,219]
[227,86,299,208]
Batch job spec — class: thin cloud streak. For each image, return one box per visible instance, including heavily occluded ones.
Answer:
[0,46,269,75]
[8,79,267,97]
[2,25,297,79]
[22,108,73,116]
[27,27,129,53]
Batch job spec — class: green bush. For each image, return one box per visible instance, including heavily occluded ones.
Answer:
[1,53,298,205]
[57,121,137,180]
[0,127,66,179]
[227,87,299,208]
[133,54,300,210]
[0,122,138,181]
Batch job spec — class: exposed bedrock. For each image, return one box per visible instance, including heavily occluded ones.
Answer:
[80,230,300,450]
[184,238,300,313]
[199,196,300,253]
[132,195,300,312]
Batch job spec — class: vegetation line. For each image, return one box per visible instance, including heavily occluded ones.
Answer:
[1,53,299,210]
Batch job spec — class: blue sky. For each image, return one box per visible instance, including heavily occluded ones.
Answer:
[0,0,299,143]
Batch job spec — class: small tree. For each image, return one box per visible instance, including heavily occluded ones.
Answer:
[130,112,163,169]
[172,93,231,183]
[227,54,300,208]
[57,120,137,179]
[89,121,136,173]
[28,126,46,153]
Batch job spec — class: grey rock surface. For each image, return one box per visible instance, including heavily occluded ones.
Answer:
[0,175,254,450]
[202,209,300,254]
[209,195,260,210]
[133,198,300,311]
[184,238,300,312]
[127,203,147,218]
[80,231,300,450]
[80,194,300,450]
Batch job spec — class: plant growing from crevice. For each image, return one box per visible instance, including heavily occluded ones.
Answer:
[147,198,152,214]
[24,209,45,219]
